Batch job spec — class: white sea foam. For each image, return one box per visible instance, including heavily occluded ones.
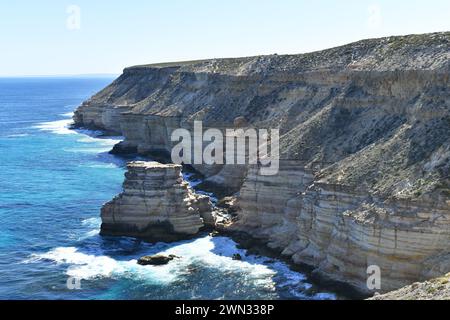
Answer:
[33,119,75,135]
[60,112,75,117]
[77,218,102,240]
[33,111,75,134]
[63,135,121,154]
[33,112,122,148]
[64,147,109,154]
[26,236,271,284]
[77,135,116,145]
[77,229,100,241]
[25,235,336,299]
[70,128,121,154]
[27,246,181,284]
[5,133,29,138]
[160,236,275,281]
[84,163,118,169]
[81,217,101,227]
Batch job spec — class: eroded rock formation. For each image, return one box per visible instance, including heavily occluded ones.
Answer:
[100,161,213,242]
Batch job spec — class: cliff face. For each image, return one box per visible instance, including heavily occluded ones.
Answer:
[233,167,450,293]
[75,32,450,294]
[101,161,213,242]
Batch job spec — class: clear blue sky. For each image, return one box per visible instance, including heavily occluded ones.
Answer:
[1,0,449,76]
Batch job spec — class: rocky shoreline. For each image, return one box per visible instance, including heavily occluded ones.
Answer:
[74,32,450,297]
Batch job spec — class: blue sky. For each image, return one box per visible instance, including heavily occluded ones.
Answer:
[1,0,449,76]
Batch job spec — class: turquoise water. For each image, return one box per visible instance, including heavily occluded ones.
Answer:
[0,78,337,300]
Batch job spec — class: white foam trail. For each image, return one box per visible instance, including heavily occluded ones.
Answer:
[33,119,75,135]
[77,229,99,240]
[64,148,110,154]
[77,135,120,147]
[33,111,123,156]
[5,133,29,138]
[33,111,75,134]
[78,217,102,240]
[78,163,118,169]
[65,135,121,154]
[80,218,101,230]
[81,217,101,227]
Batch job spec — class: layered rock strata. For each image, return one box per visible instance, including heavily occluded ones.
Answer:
[100,161,213,242]
[232,170,450,293]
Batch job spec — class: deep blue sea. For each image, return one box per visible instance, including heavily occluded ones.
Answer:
[0,77,339,300]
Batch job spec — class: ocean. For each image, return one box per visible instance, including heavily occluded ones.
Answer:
[0,77,340,300]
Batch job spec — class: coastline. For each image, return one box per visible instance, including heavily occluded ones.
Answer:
[71,32,450,297]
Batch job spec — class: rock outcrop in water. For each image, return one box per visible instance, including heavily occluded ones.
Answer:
[137,254,180,266]
[100,161,213,242]
[76,32,450,294]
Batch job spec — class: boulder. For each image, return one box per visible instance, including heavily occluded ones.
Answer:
[137,254,180,266]
[232,254,242,261]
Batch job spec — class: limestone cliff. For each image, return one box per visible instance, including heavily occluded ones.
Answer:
[75,32,450,294]
[233,166,450,293]
[101,161,213,242]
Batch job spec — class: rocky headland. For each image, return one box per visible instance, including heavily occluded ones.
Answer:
[74,32,450,296]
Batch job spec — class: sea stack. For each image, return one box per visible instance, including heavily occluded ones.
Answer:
[100,161,213,242]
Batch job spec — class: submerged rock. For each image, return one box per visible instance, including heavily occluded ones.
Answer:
[100,161,214,242]
[209,230,221,237]
[137,254,179,266]
[232,253,242,261]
